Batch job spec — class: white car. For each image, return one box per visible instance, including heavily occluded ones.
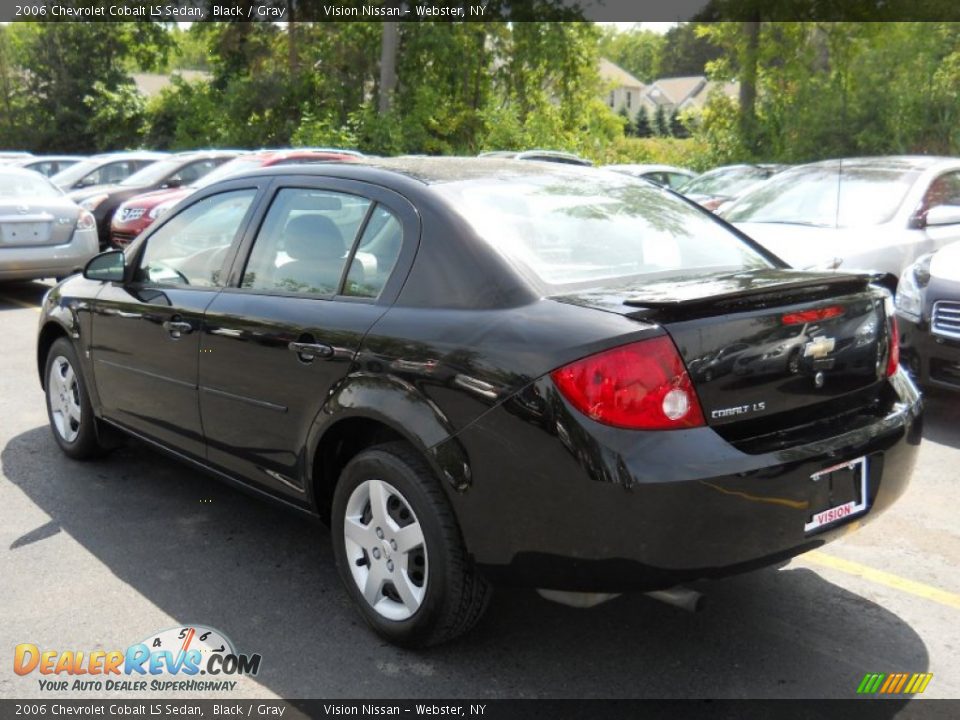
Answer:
[722,156,960,277]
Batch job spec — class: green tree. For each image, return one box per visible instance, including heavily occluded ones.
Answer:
[633,106,653,138]
[10,21,171,151]
[670,108,688,138]
[597,24,664,82]
[653,104,669,137]
[659,23,722,77]
[618,105,633,136]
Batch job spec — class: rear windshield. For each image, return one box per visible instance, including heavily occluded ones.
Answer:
[435,172,772,288]
[50,159,100,187]
[723,164,920,227]
[0,171,62,199]
[679,167,769,197]
[192,158,263,188]
[120,159,182,187]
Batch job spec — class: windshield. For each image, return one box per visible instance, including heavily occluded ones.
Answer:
[723,164,920,227]
[679,167,770,198]
[120,159,183,187]
[192,157,263,189]
[0,171,62,199]
[50,159,101,187]
[435,172,771,288]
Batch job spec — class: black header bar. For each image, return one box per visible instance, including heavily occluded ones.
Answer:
[2,0,960,23]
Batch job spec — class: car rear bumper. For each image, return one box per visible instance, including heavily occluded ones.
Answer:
[0,236,98,281]
[444,370,922,592]
[899,314,960,391]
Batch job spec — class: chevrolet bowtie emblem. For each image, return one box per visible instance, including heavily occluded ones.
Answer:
[804,336,836,359]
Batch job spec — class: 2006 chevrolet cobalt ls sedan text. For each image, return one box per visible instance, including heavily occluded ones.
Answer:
[36,158,922,646]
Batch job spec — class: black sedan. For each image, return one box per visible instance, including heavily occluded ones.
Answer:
[37,158,921,646]
[68,150,238,249]
[897,239,960,390]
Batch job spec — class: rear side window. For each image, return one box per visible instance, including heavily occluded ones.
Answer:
[435,173,771,288]
[344,205,403,299]
[241,188,371,296]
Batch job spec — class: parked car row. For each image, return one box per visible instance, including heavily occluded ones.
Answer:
[0,147,363,281]
[4,145,959,394]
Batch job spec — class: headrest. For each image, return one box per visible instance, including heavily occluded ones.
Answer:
[284,215,344,261]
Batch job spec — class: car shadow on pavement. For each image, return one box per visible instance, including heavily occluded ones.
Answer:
[921,391,960,450]
[3,426,929,700]
[0,280,53,310]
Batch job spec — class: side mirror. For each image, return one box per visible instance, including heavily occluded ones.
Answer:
[924,205,960,227]
[163,177,183,189]
[83,250,125,283]
[77,176,97,188]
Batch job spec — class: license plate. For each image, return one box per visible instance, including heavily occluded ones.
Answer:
[804,456,869,533]
[1,222,50,244]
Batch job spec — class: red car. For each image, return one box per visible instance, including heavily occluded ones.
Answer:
[109,149,360,246]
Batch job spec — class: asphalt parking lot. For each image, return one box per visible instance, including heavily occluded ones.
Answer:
[1,279,958,701]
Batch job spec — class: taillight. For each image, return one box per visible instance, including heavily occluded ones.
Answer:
[886,313,900,377]
[76,211,96,231]
[550,336,705,430]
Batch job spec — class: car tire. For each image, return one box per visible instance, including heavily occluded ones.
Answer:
[331,442,491,647]
[44,337,111,460]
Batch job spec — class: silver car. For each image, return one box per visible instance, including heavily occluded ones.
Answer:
[50,151,168,192]
[0,167,99,281]
[723,156,960,277]
[602,163,696,190]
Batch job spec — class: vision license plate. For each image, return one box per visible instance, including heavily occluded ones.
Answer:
[804,456,869,533]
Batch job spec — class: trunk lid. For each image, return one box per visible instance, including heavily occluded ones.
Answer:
[552,269,892,436]
[0,200,79,248]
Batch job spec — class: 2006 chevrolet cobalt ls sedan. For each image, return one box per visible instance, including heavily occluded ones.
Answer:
[36,158,922,646]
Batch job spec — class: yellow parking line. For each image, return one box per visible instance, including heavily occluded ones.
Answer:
[800,550,960,610]
[0,295,42,312]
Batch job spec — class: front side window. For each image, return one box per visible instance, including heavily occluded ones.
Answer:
[95,161,135,185]
[241,188,371,296]
[922,171,960,214]
[138,189,256,288]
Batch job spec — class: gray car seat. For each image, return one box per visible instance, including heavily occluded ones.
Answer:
[277,214,346,293]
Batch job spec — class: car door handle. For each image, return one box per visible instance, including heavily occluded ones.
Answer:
[162,320,193,338]
[288,341,334,361]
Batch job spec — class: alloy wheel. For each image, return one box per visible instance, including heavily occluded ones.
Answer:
[343,479,428,621]
[48,355,82,443]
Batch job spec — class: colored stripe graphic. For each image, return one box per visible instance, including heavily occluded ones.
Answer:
[856,672,932,694]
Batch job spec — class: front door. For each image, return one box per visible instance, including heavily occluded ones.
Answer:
[199,181,412,498]
[91,188,259,458]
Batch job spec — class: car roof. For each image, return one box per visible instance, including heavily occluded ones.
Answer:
[17,155,86,162]
[0,165,52,178]
[87,151,170,161]
[232,156,607,186]
[604,164,693,174]
[792,156,959,172]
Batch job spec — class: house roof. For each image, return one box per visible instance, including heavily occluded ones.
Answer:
[598,58,645,90]
[646,76,707,106]
[680,80,739,110]
[132,70,211,98]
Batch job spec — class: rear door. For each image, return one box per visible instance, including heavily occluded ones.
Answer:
[91,185,261,458]
[198,177,417,498]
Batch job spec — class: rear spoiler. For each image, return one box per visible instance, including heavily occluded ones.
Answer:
[624,271,891,321]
